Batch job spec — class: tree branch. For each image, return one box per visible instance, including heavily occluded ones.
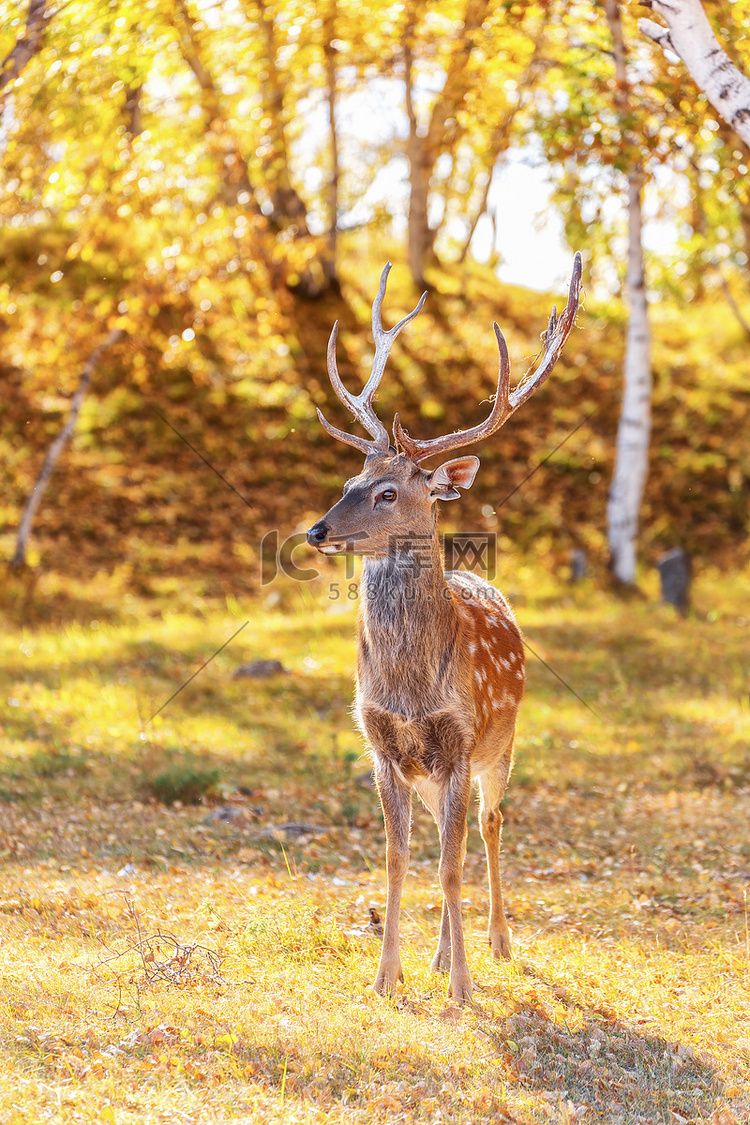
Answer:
[639,0,750,147]
[0,0,51,106]
[172,0,261,213]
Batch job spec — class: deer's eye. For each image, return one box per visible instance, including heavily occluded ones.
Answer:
[379,488,397,503]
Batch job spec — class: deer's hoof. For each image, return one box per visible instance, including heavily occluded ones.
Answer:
[489,931,513,961]
[430,948,450,974]
[373,964,404,996]
[448,973,474,1007]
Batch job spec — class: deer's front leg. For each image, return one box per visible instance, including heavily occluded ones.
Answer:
[373,760,412,997]
[438,768,473,1005]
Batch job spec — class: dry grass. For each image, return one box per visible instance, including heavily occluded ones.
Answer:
[1,562,749,1124]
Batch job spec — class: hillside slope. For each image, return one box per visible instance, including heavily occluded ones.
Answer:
[2,253,748,607]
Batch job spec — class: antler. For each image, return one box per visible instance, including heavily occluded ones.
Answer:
[393,252,583,463]
[316,262,428,455]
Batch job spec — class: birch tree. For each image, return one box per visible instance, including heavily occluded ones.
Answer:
[640,0,750,147]
[11,331,124,567]
[604,0,652,585]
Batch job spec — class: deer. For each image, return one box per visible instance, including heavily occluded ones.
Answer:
[307,255,582,1004]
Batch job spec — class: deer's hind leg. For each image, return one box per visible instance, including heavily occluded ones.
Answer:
[415,777,467,975]
[477,747,513,961]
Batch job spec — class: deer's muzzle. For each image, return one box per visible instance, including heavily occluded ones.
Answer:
[307,520,330,548]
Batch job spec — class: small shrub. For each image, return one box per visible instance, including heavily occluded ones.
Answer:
[146,762,220,805]
[28,746,89,779]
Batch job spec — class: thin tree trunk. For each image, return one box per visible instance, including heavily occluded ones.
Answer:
[404,0,491,287]
[0,0,50,106]
[605,0,652,585]
[455,42,549,264]
[457,163,497,264]
[640,0,750,147]
[323,0,339,286]
[715,267,750,339]
[715,119,750,288]
[404,12,431,289]
[124,85,143,137]
[11,330,124,568]
[174,0,325,295]
[172,0,260,213]
[607,172,652,583]
[257,0,310,233]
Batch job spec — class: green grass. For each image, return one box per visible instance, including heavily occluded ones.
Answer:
[1,562,749,1123]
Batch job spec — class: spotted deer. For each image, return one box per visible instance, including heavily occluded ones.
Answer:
[307,256,582,1004]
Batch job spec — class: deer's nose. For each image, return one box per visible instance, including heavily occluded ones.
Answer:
[307,520,330,547]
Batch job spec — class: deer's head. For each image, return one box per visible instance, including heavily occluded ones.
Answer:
[307,257,582,559]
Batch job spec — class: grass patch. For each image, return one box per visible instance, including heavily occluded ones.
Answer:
[1,563,749,1123]
[145,760,222,805]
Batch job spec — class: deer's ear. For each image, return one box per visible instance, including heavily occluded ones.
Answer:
[428,456,480,502]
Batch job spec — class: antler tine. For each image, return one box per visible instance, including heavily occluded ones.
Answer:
[392,252,582,464]
[365,262,429,400]
[318,263,428,454]
[322,318,390,449]
[393,325,511,462]
[315,407,376,455]
[509,251,582,412]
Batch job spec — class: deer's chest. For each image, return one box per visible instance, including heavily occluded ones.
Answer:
[356,699,471,784]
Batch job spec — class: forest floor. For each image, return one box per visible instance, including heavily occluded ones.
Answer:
[1,562,749,1124]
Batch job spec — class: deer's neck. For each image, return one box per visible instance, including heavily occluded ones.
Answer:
[357,537,457,712]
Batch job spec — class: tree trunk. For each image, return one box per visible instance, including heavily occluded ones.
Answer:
[455,41,549,264]
[11,330,124,568]
[0,0,50,106]
[323,0,339,287]
[457,162,498,264]
[715,267,750,339]
[607,172,652,583]
[715,119,750,288]
[124,85,143,137]
[173,0,325,295]
[605,0,653,585]
[172,0,260,213]
[403,0,491,287]
[640,0,750,147]
[257,0,310,234]
[404,25,432,289]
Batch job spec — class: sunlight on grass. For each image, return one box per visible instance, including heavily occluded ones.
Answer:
[1,563,749,1122]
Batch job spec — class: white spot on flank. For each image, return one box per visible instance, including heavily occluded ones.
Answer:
[516,671,523,679]
[475,669,482,685]
[468,641,477,655]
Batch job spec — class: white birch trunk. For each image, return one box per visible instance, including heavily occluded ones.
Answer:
[605,0,653,585]
[606,173,652,584]
[11,329,124,567]
[640,0,750,147]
